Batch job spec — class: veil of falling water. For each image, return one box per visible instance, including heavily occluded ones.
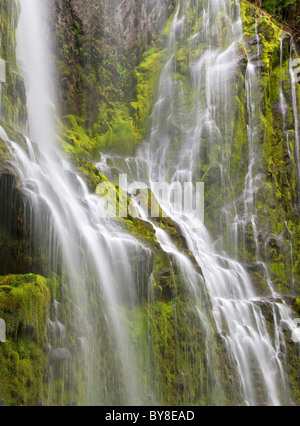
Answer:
[2,0,299,407]
[2,0,157,406]
[289,39,300,210]
[98,0,299,406]
[143,0,298,406]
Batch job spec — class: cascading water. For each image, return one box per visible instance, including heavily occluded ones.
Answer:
[146,1,288,406]
[98,0,299,406]
[289,40,300,209]
[8,0,154,406]
[1,0,299,407]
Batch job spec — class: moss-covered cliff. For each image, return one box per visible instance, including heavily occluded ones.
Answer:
[0,0,299,407]
[240,2,300,296]
[0,0,237,406]
[249,0,300,45]
[0,274,50,406]
[0,4,50,397]
[52,0,176,157]
[0,0,27,130]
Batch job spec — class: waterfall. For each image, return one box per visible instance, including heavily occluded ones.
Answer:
[143,2,287,405]
[289,40,300,210]
[1,0,299,407]
[8,0,153,405]
[97,0,299,406]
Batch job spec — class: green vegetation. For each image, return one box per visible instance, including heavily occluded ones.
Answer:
[0,274,50,406]
[0,0,27,131]
[0,0,299,407]
[58,46,166,157]
[239,1,300,295]
[55,1,174,158]
[248,0,300,41]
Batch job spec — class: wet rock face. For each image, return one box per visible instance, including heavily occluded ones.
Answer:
[50,0,174,120]
[105,0,169,46]
[52,0,171,49]
[0,171,32,275]
[0,128,54,277]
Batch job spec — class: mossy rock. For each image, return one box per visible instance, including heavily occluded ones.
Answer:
[0,135,10,168]
[0,274,50,406]
[75,158,108,192]
[0,274,50,341]
[0,121,27,150]
[0,120,28,171]
[0,0,27,131]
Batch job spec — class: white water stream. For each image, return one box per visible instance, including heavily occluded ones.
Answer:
[98,0,299,406]
[11,0,153,405]
[1,0,298,406]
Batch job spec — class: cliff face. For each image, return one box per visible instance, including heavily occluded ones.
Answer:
[0,0,27,131]
[0,1,51,406]
[249,0,300,45]
[0,0,299,407]
[51,0,174,145]
[64,0,169,45]
[0,2,31,276]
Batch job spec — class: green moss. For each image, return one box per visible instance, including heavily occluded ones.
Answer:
[0,274,50,406]
[0,133,10,166]
[116,293,238,406]
[54,0,176,159]
[0,274,50,340]
[75,158,108,192]
[231,0,300,296]
[131,48,164,137]
[292,299,300,316]
[0,0,27,131]
[94,103,141,155]
[0,0,299,407]
[59,45,165,158]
